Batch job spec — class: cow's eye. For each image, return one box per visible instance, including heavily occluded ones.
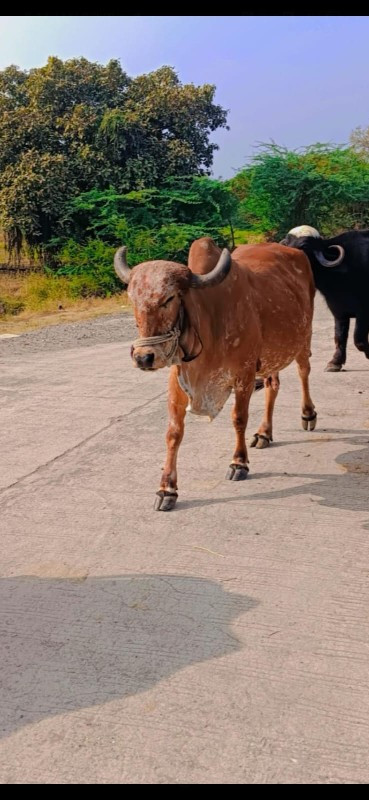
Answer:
[161,295,175,307]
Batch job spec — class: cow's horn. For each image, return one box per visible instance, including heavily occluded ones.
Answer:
[189,248,232,289]
[315,245,345,268]
[114,246,132,284]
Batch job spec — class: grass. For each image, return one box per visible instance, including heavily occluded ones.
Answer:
[220,227,267,246]
[232,229,266,245]
[0,271,130,334]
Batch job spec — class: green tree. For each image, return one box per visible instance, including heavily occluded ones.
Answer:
[0,57,228,260]
[67,177,237,242]
[0,151,72,264]
[228,144,369,238]
[55,177,237,277]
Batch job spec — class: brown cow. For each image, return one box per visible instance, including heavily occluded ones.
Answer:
[114,237,317,510]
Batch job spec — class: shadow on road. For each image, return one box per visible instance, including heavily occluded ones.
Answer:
[0,573,257,739]
[247,434,369,516]
[180,433,369,525]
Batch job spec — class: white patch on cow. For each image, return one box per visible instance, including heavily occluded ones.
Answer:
[178,367,232,421]
[178,371,193,400]
[288,225,320,238]
[233,337,240,348]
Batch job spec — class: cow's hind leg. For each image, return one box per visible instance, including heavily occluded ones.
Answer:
[226,374,255,481]
[354,314,369,359]
[154,367,187,511]
[296,348,317,431]
[250,372,280,449]
[326,316,349,372]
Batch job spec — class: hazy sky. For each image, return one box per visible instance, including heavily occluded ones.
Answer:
[1,15,368,178]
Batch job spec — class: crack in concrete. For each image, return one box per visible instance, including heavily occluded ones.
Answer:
[0,390,166,499]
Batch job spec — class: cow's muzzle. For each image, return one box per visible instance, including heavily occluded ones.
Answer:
[131,327,182,370]
[135,352,155,370]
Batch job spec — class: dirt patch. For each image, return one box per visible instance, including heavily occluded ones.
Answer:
[0,310,137,355]
[340,459,369,474]
[0,294,130,335]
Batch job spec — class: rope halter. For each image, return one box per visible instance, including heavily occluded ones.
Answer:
[132,326,182,365]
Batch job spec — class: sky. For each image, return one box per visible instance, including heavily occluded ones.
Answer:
[0,15,369,179]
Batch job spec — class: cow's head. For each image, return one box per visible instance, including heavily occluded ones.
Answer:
[114,246,231,370]
[280,225,345,267]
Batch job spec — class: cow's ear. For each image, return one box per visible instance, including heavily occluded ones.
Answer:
[179,309,203,362]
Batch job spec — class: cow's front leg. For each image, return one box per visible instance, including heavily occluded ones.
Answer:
[226,374,255,481]
[154,367,188,511]
[326,316,349,372]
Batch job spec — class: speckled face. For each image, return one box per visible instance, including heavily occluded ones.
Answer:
[128,260,189,370]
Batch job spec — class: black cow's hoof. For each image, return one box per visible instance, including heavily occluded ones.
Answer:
[154,490,178,511]
[225,464,249,481]
[249,433,272,449]
[325,362,342,372]
[301,411,317,431]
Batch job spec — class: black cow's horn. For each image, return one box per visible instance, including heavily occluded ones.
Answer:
[189,248,232,289]
[114,246,132,284]
[315,245,345,268]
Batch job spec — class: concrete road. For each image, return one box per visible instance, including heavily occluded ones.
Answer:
[1,297,369,784]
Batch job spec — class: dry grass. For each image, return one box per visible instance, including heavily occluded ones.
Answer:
[0,272,130,334]
[221,228,266,246]
[0,298,130,334]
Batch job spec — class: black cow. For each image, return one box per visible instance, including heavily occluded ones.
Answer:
[280,225,369,372]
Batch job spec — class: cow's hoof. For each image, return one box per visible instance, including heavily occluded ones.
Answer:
[154,490,178,511]
[325,362,342,372]
[301,411,317,431]
[249,433,272,449]
[225,464,249,481]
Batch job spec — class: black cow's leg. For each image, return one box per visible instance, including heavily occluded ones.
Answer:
[154,367,187,511]
[226,372,255,481]
[354,315,369,359]
[326,317,349,372]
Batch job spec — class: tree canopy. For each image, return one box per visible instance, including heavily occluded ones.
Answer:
[228,143,369,238]
[0,57,228,261]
